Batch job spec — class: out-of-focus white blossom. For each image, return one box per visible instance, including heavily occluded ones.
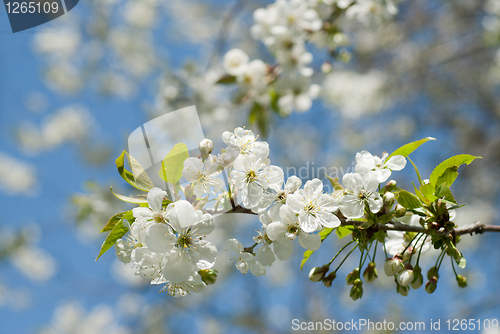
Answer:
[0,152,37,196]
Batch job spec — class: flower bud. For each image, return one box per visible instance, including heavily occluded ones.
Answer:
[363,262,378,283]
[199,269,218,285]
[384,256,403,276]
[199,138,214,157]
[425,277,438,294]
[410,266,423,289]
[346,268,360,285]
[323,272,337,287]
[427,266,440,280]
[397,283,409,296]
[383,192,395,207]
[349,284,363,301]
[395,204,406,217]
[384,180,397,192]
[396,266,414,287]
[456,275,467,288]
[309,265,329,282]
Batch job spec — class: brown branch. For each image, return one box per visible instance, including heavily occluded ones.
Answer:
[209,205,500,236]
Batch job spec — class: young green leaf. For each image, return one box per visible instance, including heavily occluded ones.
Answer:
[116,151,154,192]
[216,74,237,84]
[385,137,436,161]
[336,226,353,239]
[100,210,135,233]
[419,183,437,202]
[435,166,459,188]
[96,217,132,261]
[110,187,149,205]
[396,190,423,209]
[248,102,268,138]
[429,154,481,186]
[407,157,424,186]
[158,143,190,185]
[434,184,457,205]
[300,227,335,270]
[128,154,154,190]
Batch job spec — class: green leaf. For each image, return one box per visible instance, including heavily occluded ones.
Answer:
[158,143,190,185]
[100,211,134,233]
[419,183,437,202]
[248,102,268,138]
[116,151,154,192]
[336,226,353,239]
[326,175,344,192]
[429,154,481,186]
[435,184,457,205]
[407,157,424,186]
[300,227,336,270]
[376,213,394,224]
[435,166,459,188]
[397,190,423,209]
[386,137,436,160]
[216,74,237,84]
[96,217,132,261]
[110,187,149,204]
[269,87,280,113]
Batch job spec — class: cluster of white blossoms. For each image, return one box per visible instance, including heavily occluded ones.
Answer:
[113,127,411,296]
[219,0,402,116]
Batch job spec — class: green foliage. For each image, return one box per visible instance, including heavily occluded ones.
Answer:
[386,137,436,160]
[396,190,423,209]
[429,154,481,187]
[336,226,352,239]
[96,215,133,261]
[248,102,268,138]
[100,210,134,233]
[116,151,154,192]
[301,227,336,270]
[216,74,237,84]
[158,143,190,185]
[110,187,149,205]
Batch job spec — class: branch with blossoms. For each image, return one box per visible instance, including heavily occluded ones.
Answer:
[96,126,497,299]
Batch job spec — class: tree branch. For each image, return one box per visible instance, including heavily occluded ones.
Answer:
[209,205,500,236]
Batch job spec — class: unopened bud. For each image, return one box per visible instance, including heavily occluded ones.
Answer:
[363,262,378,283]
[199,269,218,285]
[395,204,406,217]
[309,265,329,282]
[397,283,409,296]
[456,275,467,288]
[323,272,337,287]
[396,266,414,287]
[427,266,440,280]
[199,138,214,157]
[410,266,423,289]
[425,277,438,294]
[349,284,363,301]
[384,256,403,276]
[384,180,397,192]
[383,192,395,207]
[346,268,360,285]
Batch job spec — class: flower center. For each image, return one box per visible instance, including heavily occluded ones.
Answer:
[246,170,257,183]
[358,190,367,200]
[176,234,192,248]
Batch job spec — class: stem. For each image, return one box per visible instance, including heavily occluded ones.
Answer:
[409,233,425,262]
[451,256,459,277]
[383,241,388,259]
[334,244,359,273]
[360,242,373,269]
[243,243,258,253]
[401,232,421,256]
[328,240,355,266]
[416,235,428,266]
[372,240,379,261]
[436,248,446,270]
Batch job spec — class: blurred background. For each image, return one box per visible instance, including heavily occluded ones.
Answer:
[1,0,500,333]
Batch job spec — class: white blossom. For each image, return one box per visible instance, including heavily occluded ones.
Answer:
[182,157,224,197]
[355,150,407,183]
[339,172,382,218]
[286,178,340,233]
[226,238,266,276]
